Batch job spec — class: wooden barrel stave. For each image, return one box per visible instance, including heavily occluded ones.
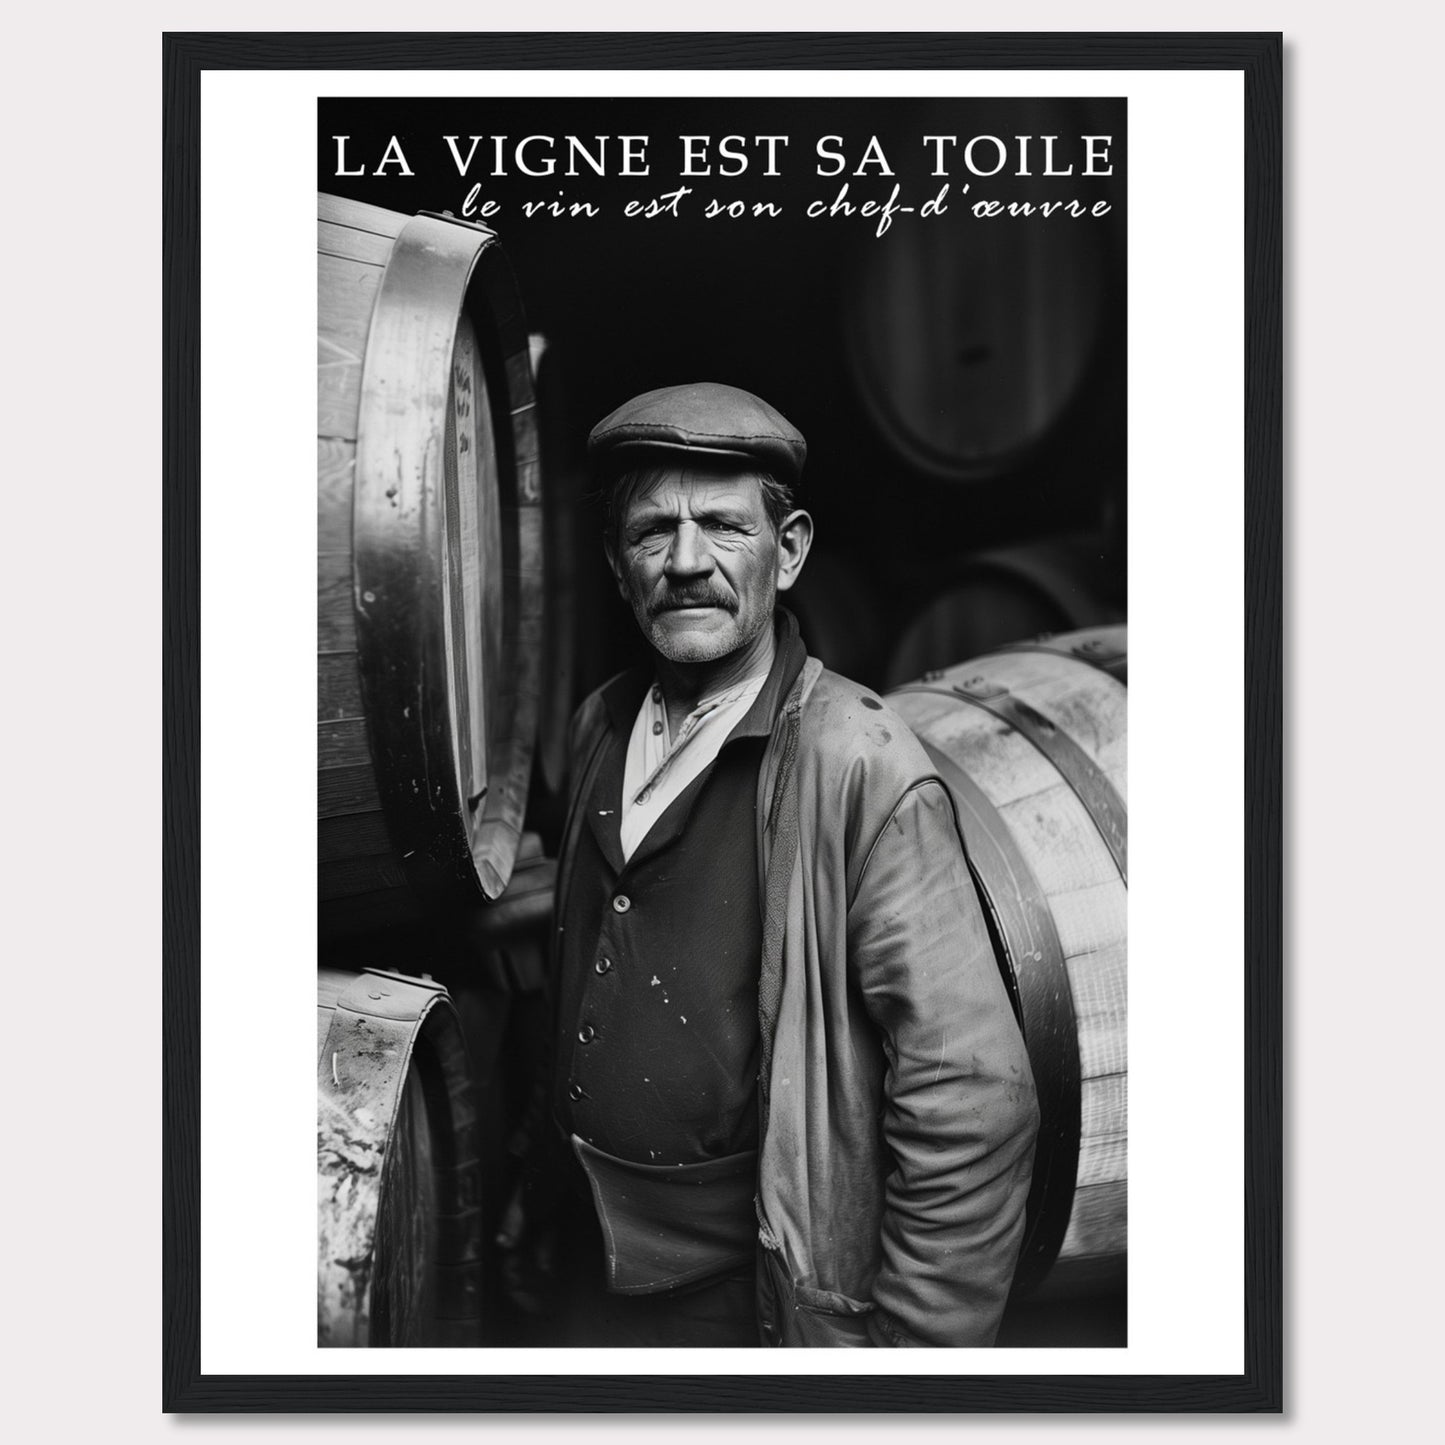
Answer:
[1060,1179,1127,1278]
[887,626,1127,1297]
[368,1067,436,1345]
[318,811,392,863]
[317,441,356,551]
[317,765,381,819]
[1077,1122,1126,1187]
[1051,882,1126,955]
[318,200,407,924]
[317,651,365,719]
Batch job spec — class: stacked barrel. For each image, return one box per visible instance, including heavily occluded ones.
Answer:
[889,627,1127,1298]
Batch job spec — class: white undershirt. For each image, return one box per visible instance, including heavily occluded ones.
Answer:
[618,675,768,862]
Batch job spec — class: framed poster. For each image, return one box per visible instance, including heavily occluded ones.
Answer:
[163,30,1280,1410]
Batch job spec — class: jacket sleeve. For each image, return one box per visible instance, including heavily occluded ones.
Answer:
[847,778,1039,1347]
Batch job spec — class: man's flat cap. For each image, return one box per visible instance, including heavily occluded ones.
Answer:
[588,382,807,484]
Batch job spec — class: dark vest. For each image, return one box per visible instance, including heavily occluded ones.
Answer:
[554,692,766,1166]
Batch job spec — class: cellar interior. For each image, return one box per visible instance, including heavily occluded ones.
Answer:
[317,93,1128,1349]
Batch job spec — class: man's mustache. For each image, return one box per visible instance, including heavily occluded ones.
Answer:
[648,586,735,615]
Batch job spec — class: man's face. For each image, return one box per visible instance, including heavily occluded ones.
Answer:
[608,468,785,667]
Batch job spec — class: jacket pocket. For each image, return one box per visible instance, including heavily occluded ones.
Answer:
[760,1246,875,1348]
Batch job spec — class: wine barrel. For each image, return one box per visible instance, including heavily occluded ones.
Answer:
[887,625,1127,1298]
[883,533,1123,690]
[317,967,482,1345]
[318,193,543,935]
[843,155,1116,483]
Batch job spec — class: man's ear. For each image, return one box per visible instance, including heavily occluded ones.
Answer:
[774,509,814,593]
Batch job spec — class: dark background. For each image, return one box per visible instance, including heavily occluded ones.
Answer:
[318,94,1127,1348]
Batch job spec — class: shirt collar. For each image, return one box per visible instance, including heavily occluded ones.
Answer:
[596,606,808,741]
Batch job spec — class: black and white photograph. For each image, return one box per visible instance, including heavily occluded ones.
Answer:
[314,93,1128,1352]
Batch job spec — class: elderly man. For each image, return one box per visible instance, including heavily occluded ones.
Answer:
[538,382,1037,1348]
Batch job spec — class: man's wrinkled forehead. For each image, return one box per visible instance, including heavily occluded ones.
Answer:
[620,466,770,523]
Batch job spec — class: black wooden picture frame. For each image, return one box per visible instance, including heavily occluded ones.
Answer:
[162,30,1281,1412]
